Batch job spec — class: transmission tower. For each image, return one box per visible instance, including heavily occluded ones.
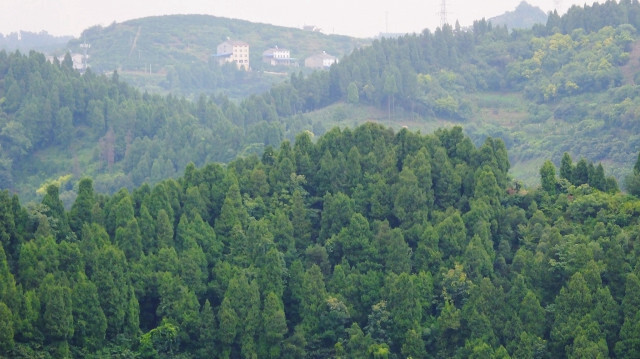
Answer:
[80,42,91,72]
[553,0,563,12]
[439,0,449,28]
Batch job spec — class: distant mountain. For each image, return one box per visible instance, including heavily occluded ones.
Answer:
[489,1,548,29]
[64,14,369,98]
[67,14,368,73]
[0,31,71,53]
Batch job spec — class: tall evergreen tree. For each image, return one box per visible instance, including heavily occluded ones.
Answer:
[69,178,95,234]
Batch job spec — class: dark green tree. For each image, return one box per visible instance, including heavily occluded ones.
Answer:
[0,301,14,354]
[560,152,573,182]
[539,160,557,195]
[196,299,216,358]
[68,178,95,234]
[71,274,107,350]
[260,292,288,358]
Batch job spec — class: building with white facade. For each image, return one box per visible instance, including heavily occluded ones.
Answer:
[262,46,295,66]
[304,51,338,69]
[215,39,250,70]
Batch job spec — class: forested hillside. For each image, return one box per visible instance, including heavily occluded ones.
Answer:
[0,123,639,358]
[0,50,312,203]
[65,14,368,98]
[283,0,640,183]
[0,31,71,54]
[4,1,640,203]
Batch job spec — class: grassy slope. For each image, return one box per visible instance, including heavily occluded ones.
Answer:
[300,84,638,187]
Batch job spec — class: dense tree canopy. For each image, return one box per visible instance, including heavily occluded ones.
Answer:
[3,2,640,357]
[0,122,639,358]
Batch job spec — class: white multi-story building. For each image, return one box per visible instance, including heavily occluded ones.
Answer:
[215,39,250,70]
[262,46,295,66]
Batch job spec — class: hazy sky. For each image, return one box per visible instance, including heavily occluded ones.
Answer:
[2,0,598,38]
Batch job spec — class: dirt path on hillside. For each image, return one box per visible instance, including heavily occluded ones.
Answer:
[621,39,640,85]
[128,26,142,58]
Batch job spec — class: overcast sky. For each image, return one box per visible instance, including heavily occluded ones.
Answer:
[2,0,598,39]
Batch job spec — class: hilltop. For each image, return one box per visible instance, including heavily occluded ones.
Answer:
[488,1,548,29]
[64,14,369,98]
[0,31,71,53]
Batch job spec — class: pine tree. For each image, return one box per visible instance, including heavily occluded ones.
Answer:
[218,296,239,358]
[214,176,248,241]
[91,245,130,339]
[432,147,461,209]
[197,299,216,358]
[401,328,427,359]
[0,301,14,353]
[260,292,288,358]
[115,218,142,261]
[69,178,95,234]
[560,152,574,182]
[539,160,557,195]
[41,184,72,241]
[156,209,174,249]
[385,227,412,274]
[138,204,156,254]
[574,158,589,186]
[40,275,74,344]
[519,291,545,338]
[301,265,328,334]
[386,273,422,346]
[290,189,312,251]
[71,275,107,350]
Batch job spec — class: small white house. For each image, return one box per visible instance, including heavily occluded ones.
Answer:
[304,51,338,69]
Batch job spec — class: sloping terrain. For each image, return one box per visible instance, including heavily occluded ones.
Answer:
[620,39,640,84]
[67,15,368,73]
[488,1,548,29]
[64,14,369,98]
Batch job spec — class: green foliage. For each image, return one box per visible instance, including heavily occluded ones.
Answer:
[4,6,640,205]
[0,301,14,353]
[539,160,557,195]
[1,121,640,358]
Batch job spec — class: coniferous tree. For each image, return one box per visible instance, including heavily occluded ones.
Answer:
[197,299,216,358]
[560,152,574,183]
[40,274,74,347]
[69,178,95,234]
[41,184,72,241]
[260,292,288,358]
[0,301,14,354]
[156,209,174,249]
[214,175,248,241]
[71,274,107,350]
[540,160,557,195]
